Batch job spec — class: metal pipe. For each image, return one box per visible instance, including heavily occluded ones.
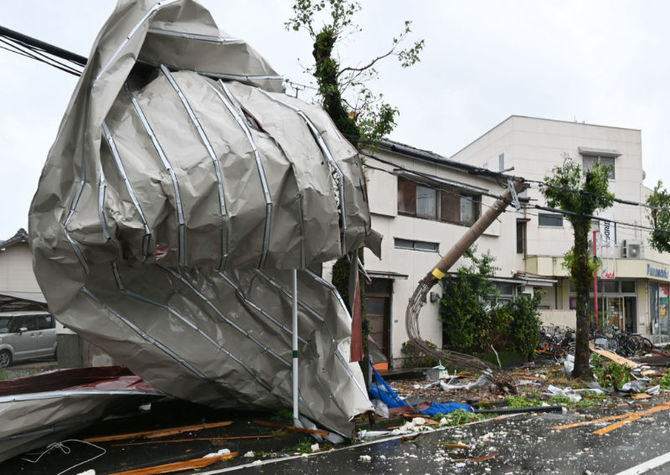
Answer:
[594,230,599,330]
[292,269,299,426]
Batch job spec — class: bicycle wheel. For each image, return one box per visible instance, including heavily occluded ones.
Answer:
[631,335,653,354]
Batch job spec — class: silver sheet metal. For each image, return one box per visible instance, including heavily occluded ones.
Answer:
[29,0,371,436]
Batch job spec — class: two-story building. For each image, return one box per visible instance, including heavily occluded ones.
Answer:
[452,115,670,345]
[356,141,553,367]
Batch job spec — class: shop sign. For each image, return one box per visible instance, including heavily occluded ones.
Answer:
[647,264,669,279]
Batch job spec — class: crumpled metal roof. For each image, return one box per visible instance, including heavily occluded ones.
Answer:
[29,0,372,436]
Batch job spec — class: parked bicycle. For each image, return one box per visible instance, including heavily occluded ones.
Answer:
[591,325,653,357]
[535,325,574,359]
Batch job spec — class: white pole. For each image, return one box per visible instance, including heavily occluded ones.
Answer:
[292,269,299,427]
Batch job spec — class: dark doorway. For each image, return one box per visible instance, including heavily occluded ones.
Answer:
[365,278,392,365]
[624,296,637,333]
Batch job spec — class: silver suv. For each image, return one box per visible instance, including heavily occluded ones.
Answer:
[0,312,57,367]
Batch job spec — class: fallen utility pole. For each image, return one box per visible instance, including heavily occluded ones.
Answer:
[405,179,528,371]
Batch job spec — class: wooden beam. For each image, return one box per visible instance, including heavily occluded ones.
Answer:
[85,421,233,443]
[108,451,238,475]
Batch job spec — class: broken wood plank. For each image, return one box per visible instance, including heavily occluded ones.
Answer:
[590,346,640,368]
[593,415,641,435]
[111,434,275,447]
[441,442,469,449]
[552,414,631,430]
[553,402,670,433]
[631,393,653,400]
[251,420,329,436]
[108,451,238,475]
[85,421,234,443]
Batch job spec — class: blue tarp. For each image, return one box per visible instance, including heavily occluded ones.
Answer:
[369,366,472,416]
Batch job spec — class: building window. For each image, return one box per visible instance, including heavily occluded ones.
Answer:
[538,213,563,227]
[621,281,636,293]
[397,177,481,226]
[394,238,439,252]
[494,282,515,303]
[416,185,437,219]
[498,153,505,171]
[516,220,526,254]
[582,155,615,179]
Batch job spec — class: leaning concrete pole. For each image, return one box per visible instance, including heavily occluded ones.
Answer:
[405,179,528,370]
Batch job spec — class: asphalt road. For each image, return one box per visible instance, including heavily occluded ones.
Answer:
[3,396,669,474]
[204,400,670,475]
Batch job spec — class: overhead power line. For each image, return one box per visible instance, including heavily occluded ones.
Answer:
[2,23,668,231]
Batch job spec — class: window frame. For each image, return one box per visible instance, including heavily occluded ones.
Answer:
[397,177,481,227]
[394,238,439,253]
[582,155,615,179]
[538,212,564,227]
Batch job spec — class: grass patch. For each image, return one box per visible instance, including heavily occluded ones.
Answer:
[505,395,543,408]
[439,409,496,426]
[661,372,670,390]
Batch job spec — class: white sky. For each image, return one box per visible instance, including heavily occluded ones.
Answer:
[1,0,670,239]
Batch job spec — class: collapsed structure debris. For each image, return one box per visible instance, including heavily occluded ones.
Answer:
[28,0,372,442]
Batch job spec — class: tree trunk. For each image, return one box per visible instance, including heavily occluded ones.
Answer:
[571,221,593,379]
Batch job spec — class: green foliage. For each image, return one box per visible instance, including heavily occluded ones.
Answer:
[505,395,542,408]
[440,249,498,354]
[286,0,423,146]
[562,247,600,276]
[542,157,614,225]
[647,180,670,253]
[507,293,543,360]
[661,371,670,389]
[401,339,439,368]
[592,359,632,390]
[439,249,542,360]
[440,409,494,426]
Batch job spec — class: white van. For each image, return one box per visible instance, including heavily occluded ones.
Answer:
[0,311,57,367]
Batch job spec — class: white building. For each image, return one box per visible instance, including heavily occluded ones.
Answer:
[452,115,670,345]
[359,141,551,367]
[0,229,46,310]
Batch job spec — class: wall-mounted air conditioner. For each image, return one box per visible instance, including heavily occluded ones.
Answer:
[622,240,643,259]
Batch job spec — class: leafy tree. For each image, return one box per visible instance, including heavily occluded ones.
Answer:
[646,180,670,253]
[285,0,424,147]
[541,157,614,379]
[286,0,424,377]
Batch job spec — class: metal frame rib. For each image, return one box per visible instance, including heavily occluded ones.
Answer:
[81,287,206,379]
[102,121,151,257]
[256,90,348,253]
[97,163,112,241]
[159,266,291,368]
[160,65,229,269]
[111,264,274,393]
[94,0,179,83]
[126,85,186,266]
[208,80,273,268]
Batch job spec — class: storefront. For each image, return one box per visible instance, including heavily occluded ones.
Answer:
[569,279,637,332]
[649,281,670,344]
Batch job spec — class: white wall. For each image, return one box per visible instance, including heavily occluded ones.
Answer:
[363,150,519,364]
[0,244,41,297]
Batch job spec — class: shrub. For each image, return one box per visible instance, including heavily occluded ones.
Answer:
[439,249,542,360]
